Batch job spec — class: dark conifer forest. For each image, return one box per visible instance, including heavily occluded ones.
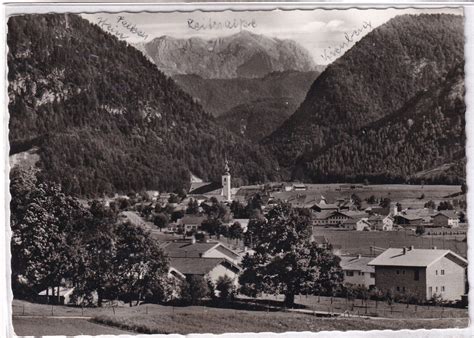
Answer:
[7,13,466,197]
[8,14,281,196]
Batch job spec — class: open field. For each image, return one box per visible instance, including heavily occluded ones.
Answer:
[11,298,468,335]
[271,184,463,208]
[253,294,468,319]
[13,317,134,336]
[296,183,460,199]
[313,228,467,257]
[92,305,468,334]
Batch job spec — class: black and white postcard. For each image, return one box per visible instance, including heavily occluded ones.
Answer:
[3,3,470,337]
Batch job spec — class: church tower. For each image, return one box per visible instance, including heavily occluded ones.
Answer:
[222,159,232,201]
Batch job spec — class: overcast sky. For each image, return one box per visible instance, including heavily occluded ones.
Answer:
[82,7,462,65]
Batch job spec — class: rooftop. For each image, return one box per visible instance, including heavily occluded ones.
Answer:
[340,256,375,273]
[162,241,219,258]
[170,257,224,275]
[368,248,467,268]
[434,210,458,219]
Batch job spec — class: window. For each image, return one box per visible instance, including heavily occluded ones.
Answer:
[441,270,445,275]
[396,286,400,291]
[414,269,420,281]
[435,286,438,292]
[370,273,375,278]
[396,270,400,275]
[436,270,438,275]
[441,286,445,292]
[359,272,364,276]
[402,287,406,292]
[402,270,405,275]
[346,271,354,276]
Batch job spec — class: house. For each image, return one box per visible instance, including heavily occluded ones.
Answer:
[178,215,206,233]
[368,215,394,231]
[162,239,242,265]
[368,247,468,301]
[432,211,459,228]
[312,235,329,249]
[339,255,375,288]
[169,257,240,287]
[343,217,371,231]
[37,287,75,305]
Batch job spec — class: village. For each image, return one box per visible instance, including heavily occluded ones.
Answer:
[33,161,467,313]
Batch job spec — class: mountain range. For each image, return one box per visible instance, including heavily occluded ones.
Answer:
[135,31,320,79]
[7,13,466,197]
[8,14,281,196]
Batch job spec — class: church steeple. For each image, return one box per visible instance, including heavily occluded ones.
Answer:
[222,158,232,201]
[224,158,230,175]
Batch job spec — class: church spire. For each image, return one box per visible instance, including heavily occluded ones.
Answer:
[224,157,230,175]
[222,157,231,201]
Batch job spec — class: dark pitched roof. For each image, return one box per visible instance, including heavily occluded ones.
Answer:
[162,241,218,258]
[179,215,206,225]
[188,182,222,195]
[434,210,458,219]
[170,257,224,275]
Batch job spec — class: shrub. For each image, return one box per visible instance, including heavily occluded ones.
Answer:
[215,275,235,301]
[180,275,210,305]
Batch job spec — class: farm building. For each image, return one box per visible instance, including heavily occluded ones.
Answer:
[312,210,335,226]
[432,211,460,228]
[394,209,433,226]
[339,255,375,288]
[311,197,340,213]
[38,287,74,305]
[369,247,468,301]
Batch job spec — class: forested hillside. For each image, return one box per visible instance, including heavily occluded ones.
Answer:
[173,71,319,117]
[217,97,298,142]
[298,64,465,184]
[8,14,281,197]
[264,14,464,173]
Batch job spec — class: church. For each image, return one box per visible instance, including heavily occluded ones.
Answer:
[188,160,234,202]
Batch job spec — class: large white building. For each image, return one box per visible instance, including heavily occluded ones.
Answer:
[369,247,467,301]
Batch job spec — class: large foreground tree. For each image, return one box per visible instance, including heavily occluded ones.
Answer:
[239,202,343,307]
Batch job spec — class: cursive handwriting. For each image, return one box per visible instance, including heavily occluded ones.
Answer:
[97,16,149,40]
[117,16,149,40]
[187,18,257,31]
[97,17,129,39]
[321,21,372,62]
